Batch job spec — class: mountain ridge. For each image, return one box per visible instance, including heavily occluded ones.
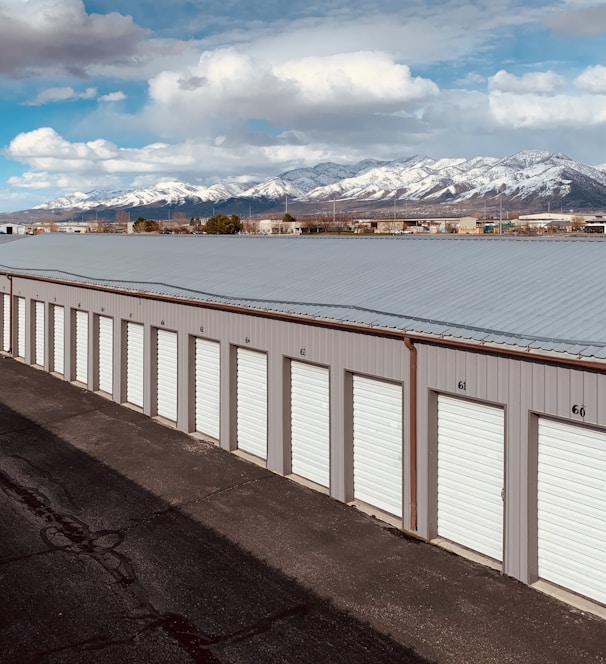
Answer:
[28,150,606,215]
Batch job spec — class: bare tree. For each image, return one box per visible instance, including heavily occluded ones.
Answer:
[571,216,586,232]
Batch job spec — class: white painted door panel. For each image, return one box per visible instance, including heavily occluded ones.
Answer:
[291,361,330,487]
[97,316,113,395]
[52,306,64,375]
[437,395,504,562]
[236,348,267,460]
[34,301,45,366]
[16,297,25,358]
[156,329,178,422]
[353,375,402,517]
[126,322,144,408]
[2,293,9,352]
[75,310,88,384]
[538,418,606,605]
[195,338,220,439]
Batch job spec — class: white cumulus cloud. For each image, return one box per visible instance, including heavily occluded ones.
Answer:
[4,126,341,192]
[575,64,606,93]
[26,87,97,106]
[489,90,606,128]
[144,48,439,138]
[98,91,127,103]
[488,70,565,95]
[273,52,437,102]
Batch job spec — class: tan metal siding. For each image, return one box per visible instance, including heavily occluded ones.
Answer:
[416,342,606,587]
[5,276,406,527]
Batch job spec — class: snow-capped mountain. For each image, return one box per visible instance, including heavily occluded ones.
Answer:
[31,151,606,214]
[231,159,391,201]
[304,151,606,207]
[33,181,248,211]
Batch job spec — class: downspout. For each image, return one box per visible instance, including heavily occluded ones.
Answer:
[404,336,417,531]
[6,274,13,356]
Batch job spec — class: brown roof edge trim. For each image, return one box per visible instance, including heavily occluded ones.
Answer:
[6,272,606,371]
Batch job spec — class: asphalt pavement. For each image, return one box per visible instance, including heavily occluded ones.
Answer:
[0,358,605,664]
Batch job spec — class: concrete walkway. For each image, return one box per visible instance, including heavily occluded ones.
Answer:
[0,358,605,664]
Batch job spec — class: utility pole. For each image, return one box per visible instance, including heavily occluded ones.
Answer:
[393,195,397,229]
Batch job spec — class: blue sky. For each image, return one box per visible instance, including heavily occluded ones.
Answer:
[0,0,605,211]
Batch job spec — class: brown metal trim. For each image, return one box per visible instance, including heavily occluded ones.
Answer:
[404,336,417,531]
[5,271,606,371]
[405,334,606,372]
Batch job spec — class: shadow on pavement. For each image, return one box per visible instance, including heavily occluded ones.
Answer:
[0,397,434,664]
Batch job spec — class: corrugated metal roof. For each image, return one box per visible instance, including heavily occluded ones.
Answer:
[0,234,27,244]
[0,233,605,360]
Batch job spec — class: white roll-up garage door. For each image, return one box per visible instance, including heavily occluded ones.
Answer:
[97,316,113,395]
[290,361,330,487]
[353,375,402,517]
[2,293,9,352]
[16,297,25,358]
[34,301,45,367]
[538,418,606,605]
[156,329,177,422]
[236,348,267,460]
[195,338,220,440]
[74,310,88,384]
[126,322,144,408]
[437,395,504,561]
[52,305,64,375]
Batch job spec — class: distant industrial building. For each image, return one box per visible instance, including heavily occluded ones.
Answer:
[0,223,28,235]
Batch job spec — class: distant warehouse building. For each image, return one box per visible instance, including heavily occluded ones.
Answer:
[0,223,28,235]
[1,233,606,611]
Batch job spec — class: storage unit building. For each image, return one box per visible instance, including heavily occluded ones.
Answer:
[1,233,605,612]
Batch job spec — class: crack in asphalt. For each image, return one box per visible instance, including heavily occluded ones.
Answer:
[10,453,83,510]
[0,465,308,664]
[122,473,276,533]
